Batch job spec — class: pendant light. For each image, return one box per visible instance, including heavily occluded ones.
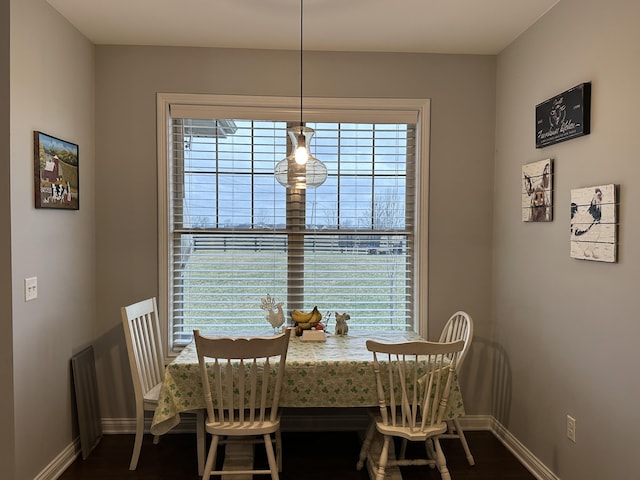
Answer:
[275,0,327,189]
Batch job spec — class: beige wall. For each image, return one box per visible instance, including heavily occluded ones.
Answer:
[7,1,640,478]
[1,0,15,477]
[494,0,640,478]
[10,0,95,478]
[93,46,496,420]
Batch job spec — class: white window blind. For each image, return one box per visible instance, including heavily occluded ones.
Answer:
[160,95,427,351]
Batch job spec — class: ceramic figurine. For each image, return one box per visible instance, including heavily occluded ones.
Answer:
[334,312,350,335]
[260,294,285,333]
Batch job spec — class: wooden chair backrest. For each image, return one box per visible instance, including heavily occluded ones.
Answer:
[193,330,290,426]
[438,311,473,368]
[121,298,165,403]
[366,339,464,434]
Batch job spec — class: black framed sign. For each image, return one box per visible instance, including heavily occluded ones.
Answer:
[535,82,591,148]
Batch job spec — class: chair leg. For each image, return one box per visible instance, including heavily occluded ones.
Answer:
[196,410,205,475]
[375,435,390,480]
[433,437,451,480]
[425,438,437,469]
[275,429,283,472]
[129,410,144,470]
[356,422,376,470]
[202,434,219,480]
[446,419,455,434]
[399,438,408,459]
[152,435,160,445]
[263,433,280,480]
[453,418,475,466]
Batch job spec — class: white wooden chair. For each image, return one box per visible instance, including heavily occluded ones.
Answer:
[437,311,475,466]
[193,329,290,480]
[356,339,464,480]
[121,297,164,470]
[121,298,205,473]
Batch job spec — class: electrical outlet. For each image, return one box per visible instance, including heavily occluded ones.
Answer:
[567,415,576,442]
[25,277,38,301]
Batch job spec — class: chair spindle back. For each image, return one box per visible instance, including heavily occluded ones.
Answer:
[193,330,289,428]
[121,298,165,402]
[367,339,464,434]
[438,311,473,368]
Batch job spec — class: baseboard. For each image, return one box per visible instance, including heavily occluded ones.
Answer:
[490,417,560,480]
[101,408,372,434]
[455,414,492,431]
[33,438,80,480]
[40,414,559,480]
[102,416,197,434]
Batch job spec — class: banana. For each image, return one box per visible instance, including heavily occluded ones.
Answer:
[291,306,322,325]
[310,308,322,324]
[291,308,315,323]
[292,307,324,336]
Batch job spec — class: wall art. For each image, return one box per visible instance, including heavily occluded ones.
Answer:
[570,183,617,262]
[536,82,591,148]
[522,158,553,222]
[34,131,79,210]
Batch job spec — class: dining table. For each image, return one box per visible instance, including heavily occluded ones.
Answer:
[150,329,466,478]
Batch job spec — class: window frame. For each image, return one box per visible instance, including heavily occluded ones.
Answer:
[157,93,430,356]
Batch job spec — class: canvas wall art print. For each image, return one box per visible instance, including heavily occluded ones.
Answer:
[570,184,617,262]
[34,131,79,210]
[522,159,553,222]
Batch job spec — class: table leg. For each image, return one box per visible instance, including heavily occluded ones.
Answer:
[221,441,255,480]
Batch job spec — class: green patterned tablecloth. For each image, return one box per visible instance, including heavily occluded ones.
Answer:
[151,331,465,435]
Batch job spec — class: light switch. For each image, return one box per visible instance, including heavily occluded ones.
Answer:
[25,277,38,301]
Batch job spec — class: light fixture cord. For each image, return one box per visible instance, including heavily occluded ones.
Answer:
[299,0,303,127]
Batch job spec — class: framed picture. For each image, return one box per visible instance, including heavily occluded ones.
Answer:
[570,184,617,262]
[522,158,553,222]
[34,131,79,210]
[535,82,591,148]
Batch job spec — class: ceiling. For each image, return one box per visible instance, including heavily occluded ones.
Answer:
[47,0,560,55]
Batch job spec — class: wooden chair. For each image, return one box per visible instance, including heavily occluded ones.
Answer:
[193,329,290,480]
[356,339,464,480]
[122,298,206,473]
[121,297,164,470]
[437,311,475,465]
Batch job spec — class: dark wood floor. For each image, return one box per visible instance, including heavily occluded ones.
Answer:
[59,430,536,479]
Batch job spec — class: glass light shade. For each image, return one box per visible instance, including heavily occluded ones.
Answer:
[275,155,327,189]
[289,126,313,164]
[275,126,327,189]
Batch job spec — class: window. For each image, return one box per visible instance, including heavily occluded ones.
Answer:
[158,94,430,352]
